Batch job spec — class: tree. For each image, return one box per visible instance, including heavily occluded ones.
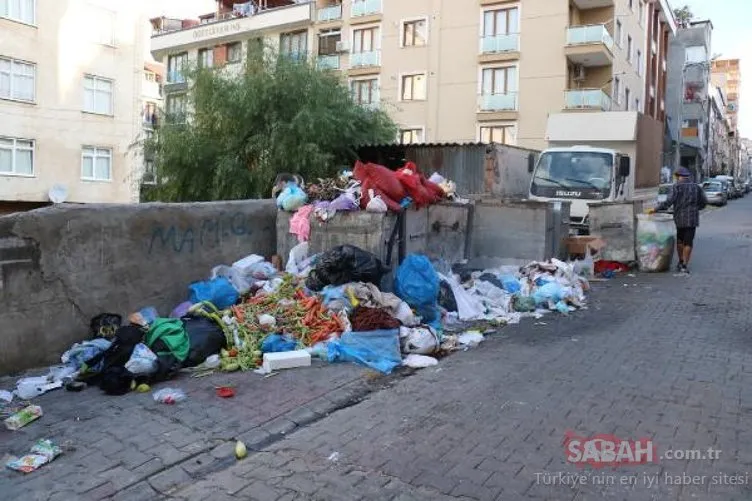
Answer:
[674,5,693,28]
[144,44,397,202]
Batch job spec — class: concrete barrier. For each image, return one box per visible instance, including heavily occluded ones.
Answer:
[0,200,277,374]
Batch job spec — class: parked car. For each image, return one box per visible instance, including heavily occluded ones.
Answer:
[702,180,728,206]
[715,176,739,199]
[657,183,673,213]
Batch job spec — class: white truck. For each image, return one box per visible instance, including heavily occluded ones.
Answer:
[528,111,662,234]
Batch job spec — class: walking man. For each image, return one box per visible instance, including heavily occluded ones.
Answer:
[648,167,707,274]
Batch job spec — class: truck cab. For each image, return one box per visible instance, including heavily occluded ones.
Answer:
[528,146,630,234]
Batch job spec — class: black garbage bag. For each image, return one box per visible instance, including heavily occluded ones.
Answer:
[84,325,144,374]
[438,279,458,312]
[479,273,505,290]
[306,245,389,291]
[99,366,135,396]
[182,316,227,368]
[90,313,122,339]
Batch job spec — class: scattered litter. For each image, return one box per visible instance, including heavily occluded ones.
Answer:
[328,452,341,462]
[6,439,62,473]
[135,384,151,393]
[153,388,186,405]
[0,390,13,403]
[216,386,235,398]
[235,441,248,460]
[4,405,43,431]
[262,350,311,373]
[457,331,484,347]
[403,354,439,368]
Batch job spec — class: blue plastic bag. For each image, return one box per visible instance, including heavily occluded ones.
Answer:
[394,255,441,329]
[327,329,402,374]
[276,182,308,212]
[500,275,521,294]
[188,277,238,310]
[532,282,567,305]
[261,334,298,353]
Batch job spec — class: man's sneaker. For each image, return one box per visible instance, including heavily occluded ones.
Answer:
[676,262,684,272]
[682,265,690,275]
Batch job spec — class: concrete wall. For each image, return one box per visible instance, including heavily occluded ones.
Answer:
[0,200,277,374]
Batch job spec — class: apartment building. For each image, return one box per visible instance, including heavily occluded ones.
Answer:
[138,62,164,192]
[711,58,741,131]
[150,0,673,152]
[0,0,147,213]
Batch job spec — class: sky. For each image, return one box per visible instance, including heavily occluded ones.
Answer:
[148,0,752,138]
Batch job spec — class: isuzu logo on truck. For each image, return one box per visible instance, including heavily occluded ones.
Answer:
[555,190,582,197]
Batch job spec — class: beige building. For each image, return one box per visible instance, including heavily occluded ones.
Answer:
[151,0,673,152]
[0,0,147,213]
[711,58,741,132]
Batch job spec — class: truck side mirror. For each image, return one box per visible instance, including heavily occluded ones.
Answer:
[527,153,535,173]
[619,156,631,177]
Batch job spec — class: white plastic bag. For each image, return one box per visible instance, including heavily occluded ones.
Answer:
[438,273,485,321]
[125,344,159,375]
[403,354,438,368]
[366,189,388,213]
[285,242,310,275]
[400,326,439,355]
[211,265,252,294]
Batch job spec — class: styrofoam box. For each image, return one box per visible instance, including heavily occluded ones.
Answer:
[262,350,311,372]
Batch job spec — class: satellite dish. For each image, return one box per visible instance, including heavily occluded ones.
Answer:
[48,184,68,204]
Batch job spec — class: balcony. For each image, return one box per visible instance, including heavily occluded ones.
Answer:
[350,50,380,69]
[564,89,612,111]
[151,3,314,57]
[317,54,340,70]
[564,24,614,67]
[478,93,518,112]
[352,0,382,18]
[317,3,342,22]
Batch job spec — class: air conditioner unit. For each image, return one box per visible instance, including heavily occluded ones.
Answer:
[573,65,586,81]
[335,41,349,52]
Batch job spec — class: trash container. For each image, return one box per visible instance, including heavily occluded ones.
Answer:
[636,213,675,272]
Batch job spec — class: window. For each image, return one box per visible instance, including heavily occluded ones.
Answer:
[0,0,35,24]
[402,19,427,47]
[145,71,156,82]
[353,27,378,53]
[401,73,427,101]
[90,6,116,46]
[483,7,519,37]
[635,97,641,112]
[143,102,157,127]
[628,0,634,10]
[638,0,644,25]
[627,35,633,63]
[167,53,187,83]
[227,43,242,63]
[83,75,113,115]
[636,49,643,76]
[614,77,621,104]
[400,128,423,144]
[81,147,112,181]
[480,125,516,146]
[0,137,33,175]
[481,66,517,95]
[0,57,35,102]
[318,29,341,55]
[198,48,213,69]
[624,87,631,109]
[142,160,156,185]
[685,45,707,63]
[280,31,308,59]
[351,78,378,105]
[166,93,187,122]
[615,20,623,47]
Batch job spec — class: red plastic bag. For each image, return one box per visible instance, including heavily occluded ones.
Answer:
[361,179,401,212]
[420,174,445,202]
[354,161,407,203]
[396,164,432,207]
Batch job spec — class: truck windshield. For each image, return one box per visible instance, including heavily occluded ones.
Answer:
[532,152,613,190]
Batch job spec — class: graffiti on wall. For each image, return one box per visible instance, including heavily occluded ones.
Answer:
[148,212,253,254]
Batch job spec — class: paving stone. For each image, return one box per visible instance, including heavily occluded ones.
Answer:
[147,465,193,494]
[261,417,298,436]
[110,481,161,501]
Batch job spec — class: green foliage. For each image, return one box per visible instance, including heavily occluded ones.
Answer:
[144,44,397,202]
[673,5,693,28]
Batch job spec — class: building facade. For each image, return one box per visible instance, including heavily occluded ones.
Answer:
[665,20,713,179]
[151,0,674,152]
[712,58,741,131]
[0,0,147,213]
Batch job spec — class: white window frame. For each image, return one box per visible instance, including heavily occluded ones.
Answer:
[89,4,116,47]
[477,63,519,96]
[350,24,381,55]
[627,35,633,63]
[227,42,243,64]
[0,56,36,103]
[0,136,34,176]
[613,76,621,105]
[280,30,308,58]
[83,74,114,116]
[615,20,623,47]
[480,4,521,37]
[400,17,428,48]
[350,76,380,105]
[624,87,631,110]
[399,127,425,144]
[636,49,643,76]
[167,52,188,83]
[477,123,517,146]
[81,146,113,182]
[166,93,188,123]
[399,72,427,101]
[0,0,36,26]
[198,47,214,68]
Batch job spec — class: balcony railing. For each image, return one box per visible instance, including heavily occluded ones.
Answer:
[281,51,309,63]
[352,0,382,17]
[350,50,380,68]
[566,24,614,50]
[478,92,518,112]
[318,4,342,22]
[317,54,340,70]
[480,33,519,54]
[166,70,186,84]
[564,89,612,110]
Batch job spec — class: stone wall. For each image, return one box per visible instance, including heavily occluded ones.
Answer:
[0,200,277,374]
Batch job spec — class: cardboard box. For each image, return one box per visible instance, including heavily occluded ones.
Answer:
[565,236,606,256]
[262,350,311,372]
